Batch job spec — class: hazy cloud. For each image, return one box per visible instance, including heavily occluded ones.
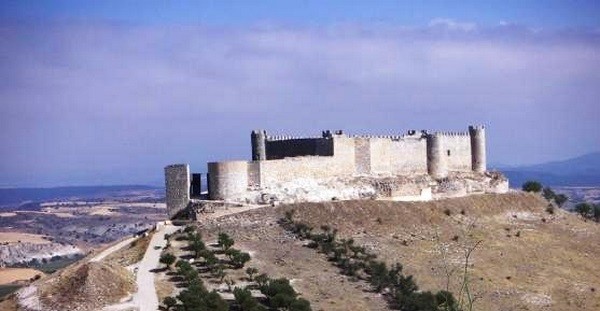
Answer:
[1,20,599,186]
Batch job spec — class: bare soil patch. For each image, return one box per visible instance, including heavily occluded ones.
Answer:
[278,193,600,311]
[0,269,43,285]
[104,233,153,266]
[39,261,135,311]
[0,232,50,244]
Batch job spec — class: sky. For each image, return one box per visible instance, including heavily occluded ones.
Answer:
[1,1,599,187]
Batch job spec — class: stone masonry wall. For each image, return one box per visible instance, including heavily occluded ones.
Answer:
[265,138,333,160]
[442,133,472,171]
[164,164,190,218]
[389,137,428,174]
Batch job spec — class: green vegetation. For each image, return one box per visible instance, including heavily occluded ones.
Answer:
[159,253,176,269]
[218,232,235,251]
[161,226,313,311]
[280,209,460,311]
[521,181,542,193]
[575,203,600,222]
[524,180,599,223]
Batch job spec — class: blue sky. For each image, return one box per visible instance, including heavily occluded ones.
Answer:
[3,0,600,28]
[1,1,599,187]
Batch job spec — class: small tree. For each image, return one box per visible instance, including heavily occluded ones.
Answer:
[162,296,177,311]
[575,203,592,218]
[189,238,206,258]
[246,267,259,281]
[289,298,312,311]
[159,253,176,270]
[218,232,235,251]
[234,287,267,311]
[542,187,556,201]
[255,273,269,288]
[522,181,542,193]
[554,194,568,207]
[593,205,600,222]
[228,250,251,269]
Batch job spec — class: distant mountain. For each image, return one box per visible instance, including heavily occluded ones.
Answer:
[0,185,161,207]
[501,152,600,187]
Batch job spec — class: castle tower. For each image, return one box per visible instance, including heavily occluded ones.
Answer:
[164,164,190,218]
[426,133,448,179]
[251,130,267,161]
[469,125,486,172]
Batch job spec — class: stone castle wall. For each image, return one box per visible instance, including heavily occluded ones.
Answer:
[164,164,190,218]
[165,126,492,214]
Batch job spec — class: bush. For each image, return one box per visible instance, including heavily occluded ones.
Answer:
[522,181,542,193]
[225,249,251,269]
[289,298,312,311]
[234,287,267,311]
[159,253,176,269]
[554,194,568,207]
[542,187,556,201]
[246,267,259,281]
[575,203,592,218]
[162,296,177,310]
[218,232,235,251]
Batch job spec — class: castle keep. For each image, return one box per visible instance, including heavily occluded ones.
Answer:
[165,126,507,218]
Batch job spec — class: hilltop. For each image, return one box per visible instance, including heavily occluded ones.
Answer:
[502,152,600,187]
[195,192,599,311]
[2,192,598,311]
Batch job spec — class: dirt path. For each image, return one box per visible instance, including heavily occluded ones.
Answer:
[200,203,268,220]
[103,205,268,311]
[104,224,178,311]
[91,236,137,262]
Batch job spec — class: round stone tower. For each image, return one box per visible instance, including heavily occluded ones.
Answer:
[208,161,249,201]
[469,125,486,173]
[426,133,448,179]
[251,130,267,161]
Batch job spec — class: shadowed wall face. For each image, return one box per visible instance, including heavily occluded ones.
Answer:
[164,164,190,218]
[265,138,333,160]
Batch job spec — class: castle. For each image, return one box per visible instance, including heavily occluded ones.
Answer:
[165,126,508,218]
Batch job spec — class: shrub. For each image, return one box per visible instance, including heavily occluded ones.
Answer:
[234,287,267,311]
[542,187,556,201]
[162,296,177,310]
[225,248,251,269]
[575,203,592,218]
[554,194,568,207]
[522,181,542,193]
[218,232,235,251]
[289,298,312,311]
[246,267,259,281]
[255,273,269,288]
[159,253,176,269]
[546,205,555,214]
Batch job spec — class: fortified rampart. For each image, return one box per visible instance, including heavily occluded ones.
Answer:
[165,125,506,217]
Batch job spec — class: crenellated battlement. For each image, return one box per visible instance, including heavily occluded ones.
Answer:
[165,125,495,216]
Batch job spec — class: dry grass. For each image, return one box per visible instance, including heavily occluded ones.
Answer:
[39,261,135,311]
[0,268,43,285]
[104,232,153,266]
[0,297,18,311]
[184,192,600,310]
[0,232,50,244]
[154,272,175,303]
[279,192,600,311]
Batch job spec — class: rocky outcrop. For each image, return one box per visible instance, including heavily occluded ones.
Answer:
[0,242,82,265]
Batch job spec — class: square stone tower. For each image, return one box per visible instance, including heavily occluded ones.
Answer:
[164,164,190,218]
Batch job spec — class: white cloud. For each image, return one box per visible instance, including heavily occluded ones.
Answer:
[0,22,599,185]
[428,18,477,32]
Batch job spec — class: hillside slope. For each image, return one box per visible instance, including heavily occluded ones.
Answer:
[502,152,600,186]
[198,192,599,311]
